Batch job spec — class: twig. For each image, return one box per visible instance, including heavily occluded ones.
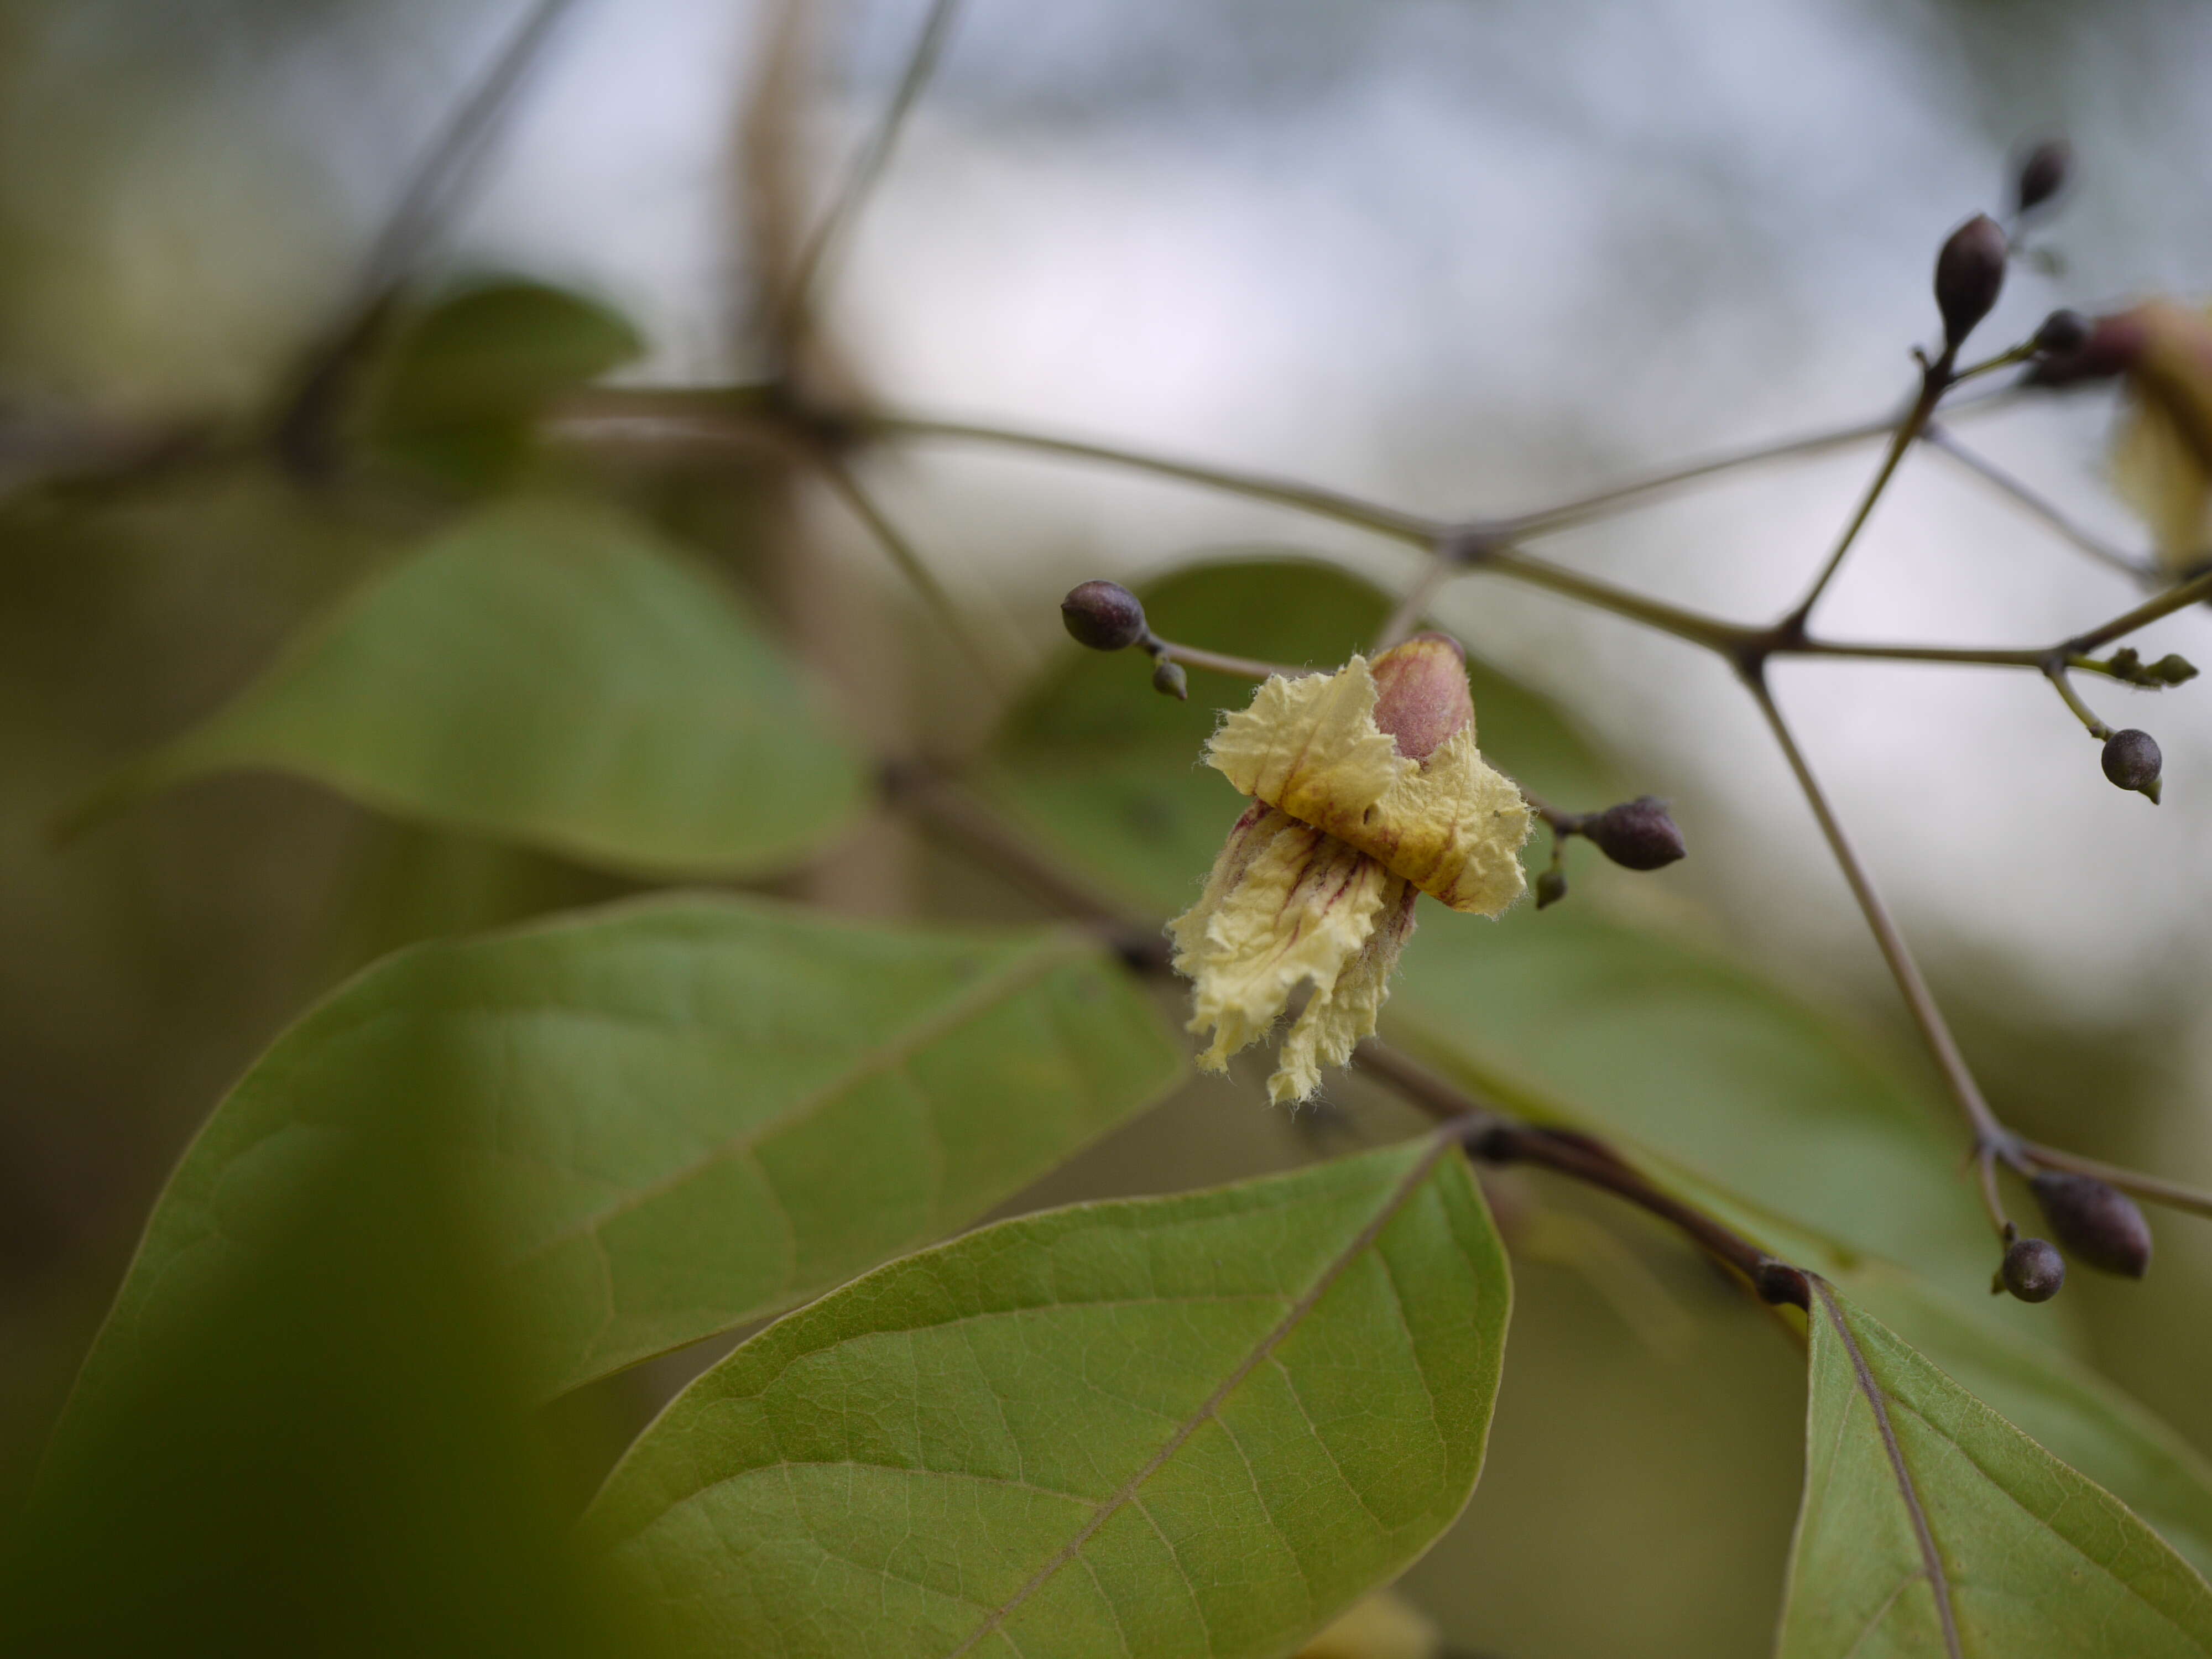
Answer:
[861,411,1447,544]
[1922,425,2156,582]
[781,0,964,342]
[1148,639,1298,682]
[1744,672,2017,1237]
[1352,1044,1808,1307]
[1780,357,1950,630]
[813,452,1004,687]
[1373,541,1459,653]
[274,0,588,474]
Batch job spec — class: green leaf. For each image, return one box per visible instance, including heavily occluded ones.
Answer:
[367,278,644,492]
[582,1135,1509,1659]
[85,496,868,877]
[985,556,1609,916]
[7,998,651,1656]
[58,896,1186,1406]
[1779,1282,2212,1658]
[1624,1152,2212,1585]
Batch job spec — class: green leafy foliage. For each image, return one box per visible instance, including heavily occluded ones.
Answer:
[56,897,1185,1406]
[583,1135,1509,1659]
[367,278,644,492]
[1778,1284,2212,1657]
[3,1024,650,1657]
[86,496,868,877]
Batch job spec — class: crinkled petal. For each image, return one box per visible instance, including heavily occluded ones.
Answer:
[1205,656,1529,915]
[1272,874,1417,1104]
[1206,659,1412,827]
[1169,810,1390,1079]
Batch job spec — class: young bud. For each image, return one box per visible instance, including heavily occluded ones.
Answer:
[2023,306,2151,388]
[2153,654,2200,686]
[1535,868,1568,910]
[2013,139,2073,215]
[1060,580,1149,651]
[1934,214,2009,348]
[2031,1171,2153,1277]
[1582,796,1687,871]
[2033,309,2091,357]
[1370,633,1473,763]
[1151,656,1189,701]
[2101,728,2162,794]
[1997,1235,2066,1303]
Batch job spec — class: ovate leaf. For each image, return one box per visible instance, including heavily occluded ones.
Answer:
[368,277,644,492]
[85,497,867,877]
[6,999,650,1657]
[58,897,1185,1407]
[1627,1155,2212,1585]
[582,1135,1510,1659]
[1777,1282,2212,1658]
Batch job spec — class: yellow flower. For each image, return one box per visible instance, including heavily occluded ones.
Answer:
[2104,300,2212,576]
[1170,634,1530,1104]
[1296,1591,1441,1659]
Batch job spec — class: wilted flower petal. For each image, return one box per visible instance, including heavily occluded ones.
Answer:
[1170,637,1530,1103]
[1171,806,1392,1091]
[2107,300,2212,575]
[1205,650,1529,914]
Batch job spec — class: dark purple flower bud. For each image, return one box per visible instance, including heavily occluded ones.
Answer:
[2031,1171,2153,1278]
[2101,728,2162,795]
[1061,580,1149,651]
[1997,1235,2066,1303]
[1535,868,1568,910]
[1934,214,2009,348]
[2034,309,2091,357]
[2013,139,2073,215]
[1582,796,1687,871]
[2025,307,2151,387]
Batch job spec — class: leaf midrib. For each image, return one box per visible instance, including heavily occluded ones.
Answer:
[512,937,1086,1265]
[940,1132,1458,1659]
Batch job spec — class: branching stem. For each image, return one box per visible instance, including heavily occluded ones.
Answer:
[1744,674,2021,1235]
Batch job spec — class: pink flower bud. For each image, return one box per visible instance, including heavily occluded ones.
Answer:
[1369,633,1473,764]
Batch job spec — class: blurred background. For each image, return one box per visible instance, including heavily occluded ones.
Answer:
[6,1,2212,1653]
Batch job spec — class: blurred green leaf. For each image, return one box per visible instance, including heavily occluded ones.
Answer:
[3,995,650,1657]
[1778,1285,2212,1657]
[582,1135,1509,1659]
[86,495,868,877]
[367,278,643,492]
[56,896,1186,1405]
[983,556,1609,916]
[1390,911,1992,1289]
